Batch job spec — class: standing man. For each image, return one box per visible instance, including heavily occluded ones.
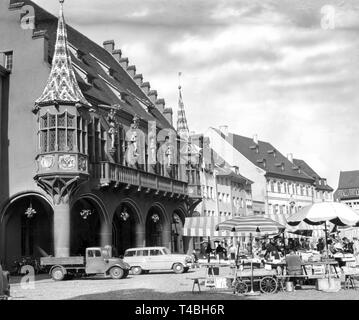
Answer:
[353,238,359,266]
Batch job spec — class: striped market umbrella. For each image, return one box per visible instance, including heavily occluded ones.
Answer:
[216,215,285,234]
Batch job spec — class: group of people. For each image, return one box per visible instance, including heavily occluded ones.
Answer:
[194,234,359,265]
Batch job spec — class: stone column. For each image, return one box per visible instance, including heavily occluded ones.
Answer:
[162,222,172,251]
[135,223,146,247]
[53,201,70,257]
[100,222,112,247]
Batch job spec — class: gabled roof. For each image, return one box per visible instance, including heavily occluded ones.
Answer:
[337,170,359,190]
[16,0,172,130]
[202,141,253,185]
[212,128,315,183]
[293,159,333,191]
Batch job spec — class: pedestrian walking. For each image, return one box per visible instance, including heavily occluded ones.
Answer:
[353,237,359,266]
[205,242,213,263]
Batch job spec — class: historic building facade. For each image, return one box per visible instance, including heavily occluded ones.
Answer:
[194,139,253,219]
[335,170,359,213]
[0,0,201,267]
[203,127,332,228]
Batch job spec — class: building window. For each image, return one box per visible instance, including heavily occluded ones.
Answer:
[269,180,274,192]
[39,112,85,153]
[3,51,13,71]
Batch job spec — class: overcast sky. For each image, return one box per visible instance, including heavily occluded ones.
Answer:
[33,0,359,189]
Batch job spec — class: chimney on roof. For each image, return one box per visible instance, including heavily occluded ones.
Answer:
[219,125,229,136]
[253,134,258,145]
[287,153,293,163]
[112,49,122,62]
[127,65,136,77]
[119,57,129,69]
[103,40,115,53]
[148,90,158,104]
[134,74,143,86]
[163,108,173,125]
[155,98,165,113]
[141,82,150,94]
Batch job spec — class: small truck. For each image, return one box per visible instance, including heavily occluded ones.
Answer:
[40,247,131,281]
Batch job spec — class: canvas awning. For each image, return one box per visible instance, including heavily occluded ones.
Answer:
[183,216,241,238]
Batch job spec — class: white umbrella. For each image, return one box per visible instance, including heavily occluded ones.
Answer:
[287,201,359,291]
[287,202,359,227]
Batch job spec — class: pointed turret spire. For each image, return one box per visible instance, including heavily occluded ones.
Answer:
[177,72,189,139]
[35,0,90,107]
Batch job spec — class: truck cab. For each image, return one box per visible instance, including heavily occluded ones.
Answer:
[85,247,129,278]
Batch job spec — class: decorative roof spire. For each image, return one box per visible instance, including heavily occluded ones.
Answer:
[177,72,189,139]
[35,0,90,107]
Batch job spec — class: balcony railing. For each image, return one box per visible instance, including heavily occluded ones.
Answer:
[90,162,201,198]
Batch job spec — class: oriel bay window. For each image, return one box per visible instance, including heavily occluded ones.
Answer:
[39,111,87,153]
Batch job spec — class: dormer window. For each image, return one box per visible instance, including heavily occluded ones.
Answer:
[267,149,276,157]
[90,53,111,76]
[68,43,85,61]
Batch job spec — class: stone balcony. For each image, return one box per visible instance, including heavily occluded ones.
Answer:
[90,161,201,199]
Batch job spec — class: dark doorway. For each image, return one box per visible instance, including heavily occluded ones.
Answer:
[2,195,53,268]
[146,207,164,247]
[70,199,102,255]
[112,203,139,256]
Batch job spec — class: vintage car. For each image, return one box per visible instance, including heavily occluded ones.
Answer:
[123,247,193,275]
[0,265,10,299]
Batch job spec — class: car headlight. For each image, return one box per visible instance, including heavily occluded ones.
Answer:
[185,256,193,263]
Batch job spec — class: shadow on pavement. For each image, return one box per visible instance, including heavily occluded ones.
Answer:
[66,288,249,300]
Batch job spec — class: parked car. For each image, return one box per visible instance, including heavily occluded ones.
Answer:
[0,265,10,299]
[41,247,131,281]
[123,247,193,275]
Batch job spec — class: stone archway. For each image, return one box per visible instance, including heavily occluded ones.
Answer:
[146,205,169,248]
[1,194,53,268]
[112,201,142,256]
[70,198,107,255]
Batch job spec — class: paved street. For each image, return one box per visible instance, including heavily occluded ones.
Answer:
[9,267,359,300]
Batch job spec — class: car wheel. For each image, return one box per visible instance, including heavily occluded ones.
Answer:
[51,267,65,281]
[173,263,185,274]
[131,266,143,275]
[110,267,125,279]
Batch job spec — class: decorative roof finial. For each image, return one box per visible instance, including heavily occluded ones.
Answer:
[35,0,90,108]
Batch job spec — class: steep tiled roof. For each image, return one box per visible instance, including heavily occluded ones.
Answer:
[293,159,333,191]
[212,128,314,183]
[14,0,172,130]
[337,171,359,190]
[202,141,253,185]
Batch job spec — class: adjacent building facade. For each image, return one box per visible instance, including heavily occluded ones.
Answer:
[0,0,201,267]
[203,127,332,234]
[335,170,359,213]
